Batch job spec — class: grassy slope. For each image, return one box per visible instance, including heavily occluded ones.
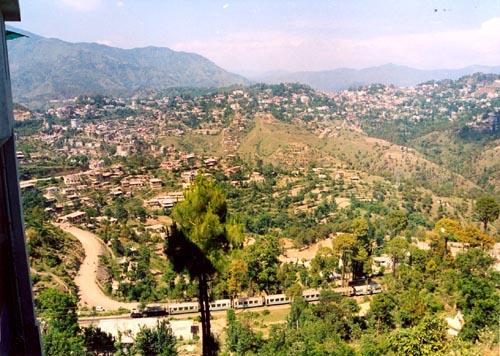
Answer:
[158,114,481,197]
[29,225,84,295]
[161,132,226,156]
[237,114,333,166]
[238,115,479,196]
[411,131,500,194]
[320,129,479,196]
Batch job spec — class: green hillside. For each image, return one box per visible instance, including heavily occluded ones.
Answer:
[159,113,481,198]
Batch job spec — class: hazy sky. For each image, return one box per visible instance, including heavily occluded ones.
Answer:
[13,0,500,74]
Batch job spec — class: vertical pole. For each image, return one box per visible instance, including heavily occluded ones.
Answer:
[0,11,42,354]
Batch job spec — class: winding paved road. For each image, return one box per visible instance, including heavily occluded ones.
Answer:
[58,224,138,311]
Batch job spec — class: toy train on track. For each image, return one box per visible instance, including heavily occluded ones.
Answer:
[130,283,382,318]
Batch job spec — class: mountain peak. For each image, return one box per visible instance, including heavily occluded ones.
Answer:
[7,27,249,106]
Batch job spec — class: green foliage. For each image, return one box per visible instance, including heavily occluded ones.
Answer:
[225,309,263,354]
[26,220,66,259]
[133,320,177,356]
[14,118,43,135]
[36,288,85,355]
[384,237,410,275]
[308,247,338,287]
[385,210,408,237]
[166,175,231,355]
[359,332,389,356]
[227,222,245,249]
[312,291,361,341]
[42,328,86,356]
[332,217,376,282]
[244,235,281,293]
[455,249,500,341]
[368,293,397,332]
[287,296,310,329]
[224,290,362,355]
[225,257,248,299]
[83,326,116,355]
[22,187,48,221]
[120,245,158,301]
[475,195,500,230]
[388,316,448,355]
[36,288,79,333]
[172,174,229,269]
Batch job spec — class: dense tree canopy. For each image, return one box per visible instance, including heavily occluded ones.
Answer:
[36,288,85,355]
[475,195,500,231]
[133,321,177,356]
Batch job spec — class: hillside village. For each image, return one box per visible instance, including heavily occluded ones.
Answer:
[3,0,500,352]
[16,75,499,169]
[16,75,500,355]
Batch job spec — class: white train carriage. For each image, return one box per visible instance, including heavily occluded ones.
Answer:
[234,297,265,309]
[168,302,199,315]
[369,283,382,294]
[302,289,321,302]
[265,294,291,306]
[209,299,231,311]
[352,283,382,296]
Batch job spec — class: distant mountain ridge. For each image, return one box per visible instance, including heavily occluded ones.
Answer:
[6,27,249,106]
[255,64,500,91]
[7,26,500,105]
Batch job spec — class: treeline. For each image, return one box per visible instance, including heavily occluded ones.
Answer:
[36,288,177,355]
[223,245,499,355]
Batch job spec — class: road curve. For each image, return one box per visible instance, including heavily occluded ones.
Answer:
[58,223,138,311]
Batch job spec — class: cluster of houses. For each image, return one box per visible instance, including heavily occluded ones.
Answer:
[146,192,184,210]
[465,111,500,134]
[19,137,380,229]
[15,76,499,172]
[20,140,273,227]
[15,76,499,231]
[327,76,500,129]
[14,82,341,170]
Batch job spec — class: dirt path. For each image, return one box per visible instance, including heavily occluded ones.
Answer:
[280,237,335,263]
[58,224,138,311]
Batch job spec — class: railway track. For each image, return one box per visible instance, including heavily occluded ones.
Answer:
[78,285,380,325]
